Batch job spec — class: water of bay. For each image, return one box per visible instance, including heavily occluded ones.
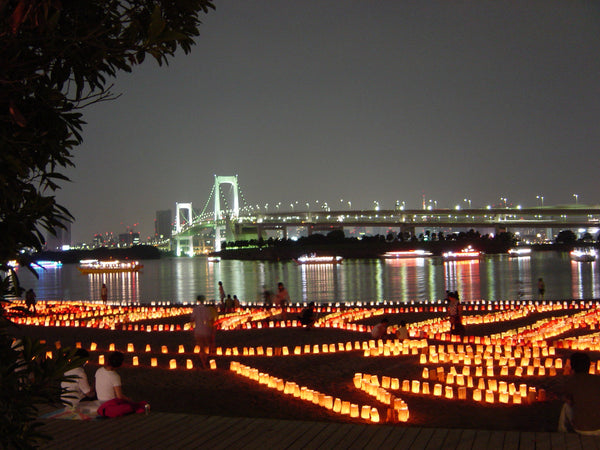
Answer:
[15,251,600,305]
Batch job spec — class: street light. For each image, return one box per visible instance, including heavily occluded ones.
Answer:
[536,195,544,207]
[464,198,472,208]
[374,201,380,211]
[500,197,507,207]
[574,194,579,204]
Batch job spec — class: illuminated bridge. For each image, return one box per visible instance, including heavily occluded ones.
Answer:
[171,175,600,256]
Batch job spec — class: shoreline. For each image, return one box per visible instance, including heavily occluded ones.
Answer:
[9,301,594,431]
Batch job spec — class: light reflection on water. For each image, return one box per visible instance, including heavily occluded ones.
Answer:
[13,252,600,304]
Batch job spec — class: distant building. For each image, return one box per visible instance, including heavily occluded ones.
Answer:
[45,222,71,251]
[155,210,172,240]
[118,232,140,247]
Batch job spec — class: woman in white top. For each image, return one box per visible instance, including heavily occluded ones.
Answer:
[95,352,149,417]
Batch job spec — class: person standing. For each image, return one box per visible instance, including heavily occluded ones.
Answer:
[101,283,108,303]
[25,288,36,313]
[218,281,226,302]
[537,278,545,300]
[274,282,290,319]
[190,295,214,369]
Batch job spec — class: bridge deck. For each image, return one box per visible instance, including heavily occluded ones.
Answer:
[37,412,600,449]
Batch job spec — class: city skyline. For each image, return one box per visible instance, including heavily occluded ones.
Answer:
[55,1,600,243]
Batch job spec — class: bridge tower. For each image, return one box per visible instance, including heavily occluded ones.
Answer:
[175,202,194,256]
[213,175,240,252]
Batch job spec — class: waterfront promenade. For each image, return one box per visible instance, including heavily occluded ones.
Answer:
[37,412,600,449]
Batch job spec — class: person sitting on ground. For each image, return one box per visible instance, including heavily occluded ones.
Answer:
[396,320,410,340]
[559,352,600,434]
[95,351,149,417]
[61,349,95,409]
[298,302,316,328]
[371,318,390,340]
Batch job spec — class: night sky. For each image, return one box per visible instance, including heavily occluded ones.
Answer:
[57,1,600,243]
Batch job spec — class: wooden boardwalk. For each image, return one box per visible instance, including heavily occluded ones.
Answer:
[37,412,600,449]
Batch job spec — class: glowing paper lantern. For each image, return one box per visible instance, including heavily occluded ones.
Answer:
[127,343,134,352]
[98,354,105,365]
[169,359,177,369]
[132,356,139,366]
[151,358,157,367]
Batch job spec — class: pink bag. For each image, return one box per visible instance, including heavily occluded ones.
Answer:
[97,398,135,418]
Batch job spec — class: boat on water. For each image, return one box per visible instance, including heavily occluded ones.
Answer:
[508,247,532,257]
[570,249,597,262]
[33,260,62,269]
[442,246,482,260]
[207,256,221,263]
[295,254,343,265]
[77,259,143,274]
[382,250,433,259]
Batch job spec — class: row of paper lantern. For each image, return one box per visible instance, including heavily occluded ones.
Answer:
[229,361,384,423]
[360,372,541,405]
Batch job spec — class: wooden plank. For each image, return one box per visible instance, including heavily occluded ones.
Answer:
[424,428,449,450]
[535,431,552,450]
[342,424,384,449]
[376,425,408,447]
[549,431,566,450]
[518,431,537,450]
[297,422,353,449]
[247,419,318,449]
[409,427,435,449]
[486,430,505,450]
[360,425,395,448]
[392,426,422,448]
[285,420,334,449]
[471,430,491,449]
[561,433,583,450]
[328,424,369,449]
[502,431,520,450]
[455,428,476,450]
[208,417,284,450]
[439,428,464,450]
[577,434,600,450]
[189,416,250,447]
[139,414,211,449]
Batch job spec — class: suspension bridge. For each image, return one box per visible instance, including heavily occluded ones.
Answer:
[171,175,600,256]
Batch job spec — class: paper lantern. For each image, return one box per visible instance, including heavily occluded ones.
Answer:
[411,380,420,394]
[422,382,430,395]
[146,344,152,352]
[445,386,454,399]
[473,389,482,402]
[161,346,168,354]
[169,359,177,369]
[186,359,193,369]
[178,345,185,354]
[350,404,359,418]
[127,343,134,352]
[98,354,104,365]
[341,401,351,415]
[294,346,301,355]
[458,386,467,400]
[132,356,139,366]
[361,405,371,420]
[151,358,157,367]
[391,378,399,390]
[333,398,342,413]
[90,342,97,351]
[433,383,442,396]
[485,390,495,403]
[109,343,115,351]
[45,351,53,359]
[370,408,380,423]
